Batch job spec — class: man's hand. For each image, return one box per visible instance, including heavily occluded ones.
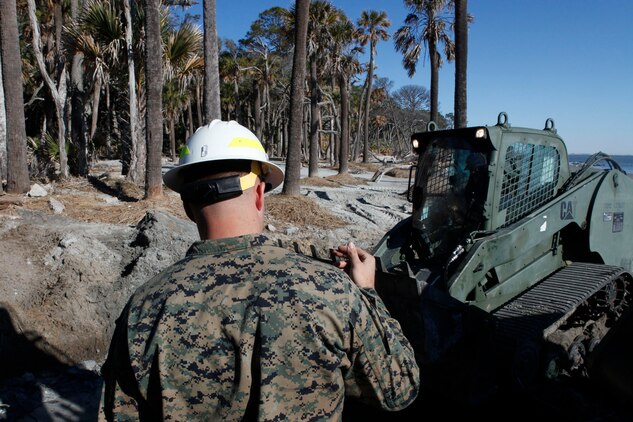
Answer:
[332,242,375,289]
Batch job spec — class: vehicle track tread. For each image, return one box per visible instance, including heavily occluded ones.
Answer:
[492,262,626,341]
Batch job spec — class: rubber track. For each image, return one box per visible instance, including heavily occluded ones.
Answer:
[492,262,626,342]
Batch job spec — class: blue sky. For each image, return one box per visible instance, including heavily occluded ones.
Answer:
[188,1,633,155]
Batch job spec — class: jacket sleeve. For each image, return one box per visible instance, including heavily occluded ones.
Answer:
[98,305,155,422]
[343,286,420,411]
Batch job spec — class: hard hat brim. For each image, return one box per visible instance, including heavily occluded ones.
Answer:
[163,159,284,193]
[261,161,284,192]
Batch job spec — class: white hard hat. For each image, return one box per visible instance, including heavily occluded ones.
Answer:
[163,120,284,193]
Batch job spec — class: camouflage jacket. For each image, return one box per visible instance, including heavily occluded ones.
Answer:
[99,234,419,421]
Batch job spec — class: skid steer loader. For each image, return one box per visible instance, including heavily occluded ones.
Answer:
[370,112,633,415]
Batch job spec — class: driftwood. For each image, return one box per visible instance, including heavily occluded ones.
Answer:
[371,165,411,183]
[0,195,24,210]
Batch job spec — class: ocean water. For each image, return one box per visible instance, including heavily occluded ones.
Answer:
[568,153,633,174]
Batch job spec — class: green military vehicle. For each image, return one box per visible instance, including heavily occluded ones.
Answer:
[372,112,632,414]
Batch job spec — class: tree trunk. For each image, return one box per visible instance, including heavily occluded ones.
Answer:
[144,0,163,199]
[282,118,288,157]
[203,0,221,123]
[185,102,192,138]
[262,54,271,149]
[27,0,68,178]
[454,0,468,128]
[89,77,102,145]
[187,101,194,137]
[282,0,309,196]
[105,83,112,157]
[338,74,349,175]
[252,80,261,139]
[69,0,89,176]
[429,40,439,124]
[130,88,147,182]
[0,49,6,191]
[234,73,241,123]
[303,103,309,161]
[124,0,143,183]
[352,80,367,161]
[195,78,202,127]
[169,115,176,162]
[1,0,29,193]
[257,84,265,144]
[111,107,120,156]
[362,43,375,163]
[308,58,320,177]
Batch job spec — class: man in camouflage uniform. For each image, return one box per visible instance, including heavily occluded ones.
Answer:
[99,120,420,420]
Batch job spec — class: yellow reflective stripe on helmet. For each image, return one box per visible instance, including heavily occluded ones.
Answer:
[240,161,264,191]
[229,137,266,152]
[239,172,259,191]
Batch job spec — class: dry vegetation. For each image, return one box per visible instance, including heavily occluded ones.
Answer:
[16,176,189,224]
[2,166,379,230]
[265,194,347,229]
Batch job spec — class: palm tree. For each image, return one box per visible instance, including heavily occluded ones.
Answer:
[357,10,390,163]
[26,0,69,178]
[0,0,30,193]
[64,0,125,156]
[203,0,221,122]
[453,0,468,128]
[330,16,361,174]
[283,0,310,196]
[395,0,454,124]
[306,1,340,176]
[144,0,163,199]
[219,40,241,122]
[163,22,203,161]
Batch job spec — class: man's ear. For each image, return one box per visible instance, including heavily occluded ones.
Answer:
[255,180,266,212]
[183,200,196,222]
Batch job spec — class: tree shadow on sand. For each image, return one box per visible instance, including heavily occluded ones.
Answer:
[0,304,103,421]
[87,175,139,203]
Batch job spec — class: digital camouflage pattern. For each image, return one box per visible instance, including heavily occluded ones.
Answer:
[99,234,419,421]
